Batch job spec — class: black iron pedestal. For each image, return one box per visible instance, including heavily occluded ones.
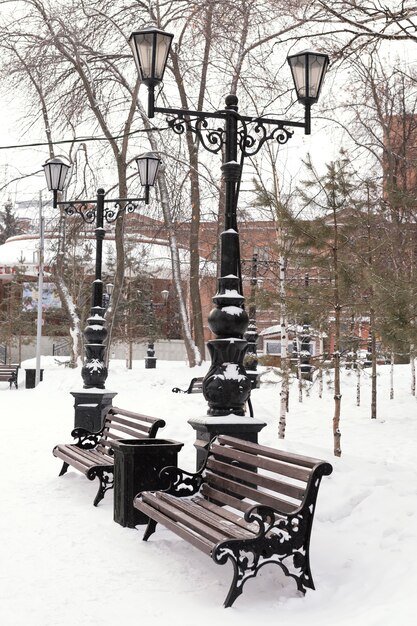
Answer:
[70,390,117,432]
[188,416,267,470]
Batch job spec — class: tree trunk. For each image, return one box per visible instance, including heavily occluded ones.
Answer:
[390,352,394,400]
[370,308,377,419]
[318,336,324,399]
[278,252,288,439]
[333,305,342,457]
[168,6,215,361]
[356,359,361,406]
[332,205,342,457]
[297,335,303,403]
[137,104,201,366]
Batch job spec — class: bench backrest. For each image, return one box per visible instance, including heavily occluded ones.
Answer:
[96,407,166,455]
[202,435,332,515]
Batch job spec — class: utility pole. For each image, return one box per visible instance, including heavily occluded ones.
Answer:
[35,191,44,386]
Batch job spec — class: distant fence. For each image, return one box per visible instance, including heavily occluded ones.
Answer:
[52,339,71,356]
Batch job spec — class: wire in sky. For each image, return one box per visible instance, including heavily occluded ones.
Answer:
[0,125,169,151]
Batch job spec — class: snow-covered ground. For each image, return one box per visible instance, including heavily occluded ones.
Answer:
[1,358,415,626]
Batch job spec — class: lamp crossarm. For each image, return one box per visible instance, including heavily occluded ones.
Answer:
[155,105,304,157]
[57,195,148,224]
[155,105,306,128]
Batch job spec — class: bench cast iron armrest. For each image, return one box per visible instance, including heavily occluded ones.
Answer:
[211,502,316,605]
[158,466,204,497]
[243,504,292,536]
[70,427,102,449]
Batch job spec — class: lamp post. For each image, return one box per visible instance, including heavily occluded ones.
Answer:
[299,273,314,382]
[145,300,156,369]
[161,288,169,338]
[103,282,114,309]
[144,290,169,368]
[130,26,328,425]
[241,253,269,389]
[43,152,161,390]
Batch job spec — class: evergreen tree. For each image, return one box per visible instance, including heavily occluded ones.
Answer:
[0,200,21,244]
[294,153,366,456]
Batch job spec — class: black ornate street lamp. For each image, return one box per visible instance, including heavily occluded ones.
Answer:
[145,300,156,369]
[43,153,160,389]
[144,290,169,368]
[130,26,328,417]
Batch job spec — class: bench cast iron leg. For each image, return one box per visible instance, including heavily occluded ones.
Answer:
[224,559,245,608]
[143,518,157,541]
[93,470,114,507]
[59,462,69,476]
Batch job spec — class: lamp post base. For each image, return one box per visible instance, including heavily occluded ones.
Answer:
[188,415,267,471]
[70,390,118,433]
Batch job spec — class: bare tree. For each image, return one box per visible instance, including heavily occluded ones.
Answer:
[0,0,201,365]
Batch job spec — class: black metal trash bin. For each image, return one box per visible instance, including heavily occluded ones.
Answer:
[25,369,44,388]
[112,438,184,528]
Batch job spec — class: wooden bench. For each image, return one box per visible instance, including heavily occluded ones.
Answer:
[172,376,203,394]
[0,364,19,389]
[134,435,332,608]
[53,407,166,506]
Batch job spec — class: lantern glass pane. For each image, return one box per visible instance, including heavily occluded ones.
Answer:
[137,32,155,80]
[51,165,61,190]
[43,164,53,190]
[308,55,327,99]
[129,34,142,77]
[146,157,160,185]
[289,55,306,98]
[136,157,147,185]
[57,165,68,190]
[154,32,171,80]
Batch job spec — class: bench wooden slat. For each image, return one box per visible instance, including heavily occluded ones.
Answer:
[206,470,298,514]
[105,415,152,433]
[62,445,113,465]
[191,496,260,532]
[155,492,253,540]
[217,435,325,469]
[136,498,213,554]
[100,422,150,441]
[54,448,95,475]
[200,483,250,513]
[108,407,163,424]
[54,445,113,472]
[210,442,311,482]
[141,492,228,544]
[206,457,305,503]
